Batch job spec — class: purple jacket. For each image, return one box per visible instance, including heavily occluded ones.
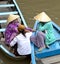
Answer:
[5,20,20,45]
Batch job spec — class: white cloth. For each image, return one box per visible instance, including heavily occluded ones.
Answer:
[10,32,32,55]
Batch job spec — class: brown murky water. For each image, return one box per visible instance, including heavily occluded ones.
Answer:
[0,0,60,64]
[16,0,60,28]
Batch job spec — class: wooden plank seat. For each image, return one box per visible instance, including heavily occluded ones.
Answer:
[0,11,18,16]
[0,4,15,8]
[0,20,7,23]
[31,21,60,64]
[0,28,5,32]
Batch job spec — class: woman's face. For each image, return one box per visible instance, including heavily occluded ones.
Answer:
[15,18,21,23]
[40,22,48,24]
[14,19,18,22]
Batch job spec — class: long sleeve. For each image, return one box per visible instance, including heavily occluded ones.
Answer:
[40,23,48,31]
[39,22,51,31]
[10,37,17,47]
[10,25,18,33]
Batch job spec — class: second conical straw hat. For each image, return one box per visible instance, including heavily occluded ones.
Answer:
[34,12,51,22]
[7,14,19,24]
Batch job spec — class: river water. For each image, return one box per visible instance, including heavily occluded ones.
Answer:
[17,0,60,28]
[0,0,60,64]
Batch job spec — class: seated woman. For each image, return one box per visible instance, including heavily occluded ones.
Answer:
[10,25,32,56]
[5,14,21,46]
[34,12,56,48]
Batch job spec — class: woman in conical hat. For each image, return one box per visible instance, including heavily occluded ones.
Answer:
[34,12,56,48]
[4,14,21,55]
[5,14,35,45]
[5,14,21,45]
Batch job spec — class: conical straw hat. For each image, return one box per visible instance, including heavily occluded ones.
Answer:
[34,12,51,22]
[7,14,19,24]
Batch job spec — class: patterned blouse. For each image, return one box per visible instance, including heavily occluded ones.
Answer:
[5,20,20,45]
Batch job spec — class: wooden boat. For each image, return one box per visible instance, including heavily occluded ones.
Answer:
[0,0,28,59]
[31,21,60,64]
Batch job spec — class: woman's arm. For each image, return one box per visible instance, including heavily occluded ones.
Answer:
[10,37,17,47]
[40,22,51,31]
